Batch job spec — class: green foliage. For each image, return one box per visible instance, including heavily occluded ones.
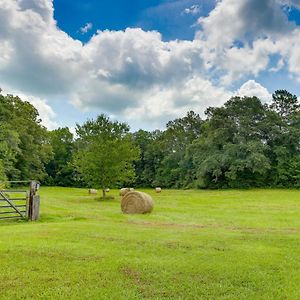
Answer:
[155,111,203,188]
[270,90,299,121]
[0,159,6,181]
[191,96,271,188]
[133,111,202,188]
[0,92,51,181]
[133,129,163,187]
[1,89,300,189]
[73,114,140,195]
[45,127,75,186]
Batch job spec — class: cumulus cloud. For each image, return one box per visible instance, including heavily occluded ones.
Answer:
[22,93,58,129]
[197,0,292,49]
[1,87,57,129]
[0,0,83,97]
[0,0,299,129]
[236,80,272,103]
[195,0,300,84]
[277,0,300,9]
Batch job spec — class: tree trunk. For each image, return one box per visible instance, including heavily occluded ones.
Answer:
[102,189,106,198]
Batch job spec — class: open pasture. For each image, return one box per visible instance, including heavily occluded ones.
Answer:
[0,188,299,299]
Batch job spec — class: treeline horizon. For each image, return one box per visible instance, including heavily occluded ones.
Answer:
[1,89,300,189]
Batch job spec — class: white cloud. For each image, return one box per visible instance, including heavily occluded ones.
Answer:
[123,76,232,125]
[269,58,285,72]
[80,22,93,34]
[183,4,201,15]
[195,0,300,84]
[236,80,272,103]
[220,38,277,85]
[277,0,300,9]
[1,87,57,129]
[24,94,58,129]
[0,0,300,130]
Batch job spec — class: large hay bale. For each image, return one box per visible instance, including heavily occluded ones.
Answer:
[88,189,97,194]
[155,187,162,193]
[120,188,130,196]
[121,191,154,214]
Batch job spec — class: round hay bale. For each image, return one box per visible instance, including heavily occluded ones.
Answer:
[129,187,135,191]
[121,191,154,214]
[155,187,162,193]
[105,188,110,193]
[88,189,97,194]
[120,188,130,196]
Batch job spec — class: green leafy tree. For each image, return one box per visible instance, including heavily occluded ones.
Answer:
[45,127,75,186]
[156,111,203,188]
[0,92,51,181]
[133,129,163,187]
[270,90,299,122]
[73,114,140,197]
[191,96,270,188]
[266,90,300,186]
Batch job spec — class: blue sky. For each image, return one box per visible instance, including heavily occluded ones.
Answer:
[54,0,214,42]
[0,0,300,131]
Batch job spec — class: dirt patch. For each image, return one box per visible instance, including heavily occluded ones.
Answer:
[121,266,152,297]
[122,266,143,285]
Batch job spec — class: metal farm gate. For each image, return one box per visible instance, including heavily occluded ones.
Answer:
[0,181,40,221]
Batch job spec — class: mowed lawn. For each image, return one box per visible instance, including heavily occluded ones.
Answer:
[0,188,300,299]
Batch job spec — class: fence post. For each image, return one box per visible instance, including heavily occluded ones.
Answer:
[29,181,40,221]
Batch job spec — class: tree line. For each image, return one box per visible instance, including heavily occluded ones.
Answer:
[1,89,300,190]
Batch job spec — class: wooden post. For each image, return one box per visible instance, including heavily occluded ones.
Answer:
[31,195,40,221]
[28,181,40,221]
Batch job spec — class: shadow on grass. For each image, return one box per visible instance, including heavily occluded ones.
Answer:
[0,218,28,226]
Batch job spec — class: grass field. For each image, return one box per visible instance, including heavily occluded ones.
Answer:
[0,187,300,299]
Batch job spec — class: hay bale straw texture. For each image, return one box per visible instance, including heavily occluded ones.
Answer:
[155,187,162,193]
[88,189,97,194]
[121,191,154,214]
[120,188,130,196]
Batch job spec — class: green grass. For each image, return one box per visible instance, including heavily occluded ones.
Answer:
[0,188,300,299]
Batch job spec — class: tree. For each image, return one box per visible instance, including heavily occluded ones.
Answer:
[156,111,203,188]
[73,114,140,197]
[266,90,300,186]
[45,127,75,186]
[133,111,203,188]
[191,96,270,188]
[270,90,299,122]
[0,92,52,181]
[133,129,163,187]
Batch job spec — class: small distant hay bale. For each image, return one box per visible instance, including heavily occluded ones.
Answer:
[129,188,135,191]
[155,187,162,193]
[105,188,110,193]
[88,189,97,195]
[121,191,154,214]
[120,188,130,196]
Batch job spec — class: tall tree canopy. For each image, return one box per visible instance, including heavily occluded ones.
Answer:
[73,114,140,196]
[45,127,75,186]
[191,96,270,188]
[0,92,51,181]
[1,89,300,190]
